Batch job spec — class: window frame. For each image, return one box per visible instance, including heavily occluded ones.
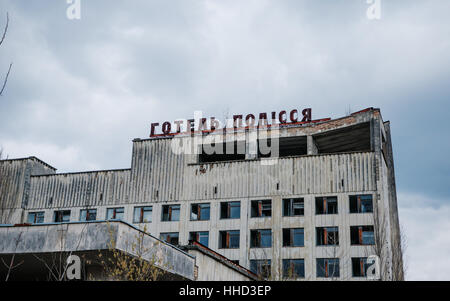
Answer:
[218,230,240,249]
[282,259,305,279]
[250,259,272,279]
[316,258,340,278]
[190,203,211,221]
[106,207,124,221]
[283,198,305,217]
[161,204,181,222]
[315,196,338,215]
[79,209,97,222]
[349,195,373,214]
[133,206,153,223]
[160,232,179,245]
[352,257,370,277]
[28,211,45,224]
[189,231,209,247]
[220,201,241,220]
[250,200,272,218]
[53,210,71,223]
[282,228,305,247]
[250,229,272,248]
[316,226,339,246]
[350,225,375,245]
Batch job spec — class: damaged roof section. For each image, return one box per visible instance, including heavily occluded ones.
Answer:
[0,220,196,280]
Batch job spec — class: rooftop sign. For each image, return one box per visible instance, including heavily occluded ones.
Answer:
[150,108,314,137]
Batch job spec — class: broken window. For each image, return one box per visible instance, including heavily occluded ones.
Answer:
[258,136,307,158]
[219,230,240,249]
[133,206,152,223]
[199,141,246,163]
[349,195,373,213]
[282,259,305,278]
[316,258,340,278]
[283,198,304,216]
[352,257,370,277]
[220,201,241,219]
[106,207,124,221]
[190,203,210,221]
[160,232,179,246]
[250,260,271,279]
[161,204,180,222]
[27,212,45,224]
[350,226,375,245]
[313,122,371,154]
[250,229,272,248]
[316,227,339,246]
[80,209,97,221]
[189,231,209,247]
[315,196,338,214]
[283,228,304,247]
[251,200,272,218]
[53,210,71,223]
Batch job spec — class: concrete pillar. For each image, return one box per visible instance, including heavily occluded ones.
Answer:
[307,135,318,155]
[245,130,258,160]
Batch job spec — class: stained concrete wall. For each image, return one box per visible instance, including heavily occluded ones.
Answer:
[187,248,253,281]
[0,221,196,280]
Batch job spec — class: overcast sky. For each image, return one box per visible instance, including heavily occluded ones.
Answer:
[1,0,449,280]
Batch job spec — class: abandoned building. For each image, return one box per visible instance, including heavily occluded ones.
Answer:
[0,107,403,280]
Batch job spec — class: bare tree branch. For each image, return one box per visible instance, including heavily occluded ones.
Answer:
[0,12,8,47]
[0,232,24,281]
[0,12,12,97]
[0,63,12,96]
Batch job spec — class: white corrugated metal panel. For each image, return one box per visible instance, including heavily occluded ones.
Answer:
[27,169,131,210]
[130,139,375,202]
[25,136,375,209]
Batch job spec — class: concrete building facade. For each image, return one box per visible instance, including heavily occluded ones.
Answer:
[0,107,403,280]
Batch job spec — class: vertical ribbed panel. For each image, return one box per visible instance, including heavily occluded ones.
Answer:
[129,138,376,203]
[24,139,375,209]
[0,160,27,209]
[27,169,130,210]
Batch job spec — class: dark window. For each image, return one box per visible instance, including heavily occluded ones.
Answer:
[161,204,180,222]
[80,209,97,221]
[27,212,45,224]
[250,229,272,248]
[189,231,209,247]
[283,228,304,247]
[250,260,271,279]
[54,210,71,223]
[350,226,375,245]
[315,197,338,214]
[220,201,240,219]
[106,207,124,221]
[133,206,152,223]
[219,230,240,249]
[231,260,239,265]
[258,137,307,158]
[282,259,305,278]
[352,257,370,277]
[283,198,304,216]
[160,232,179,246]
[316,258,340,278]
[251,200,271,218]
[350,195,373,213]
[199,141,246,163]
[316,227,339,246]
[190,203,210,221]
